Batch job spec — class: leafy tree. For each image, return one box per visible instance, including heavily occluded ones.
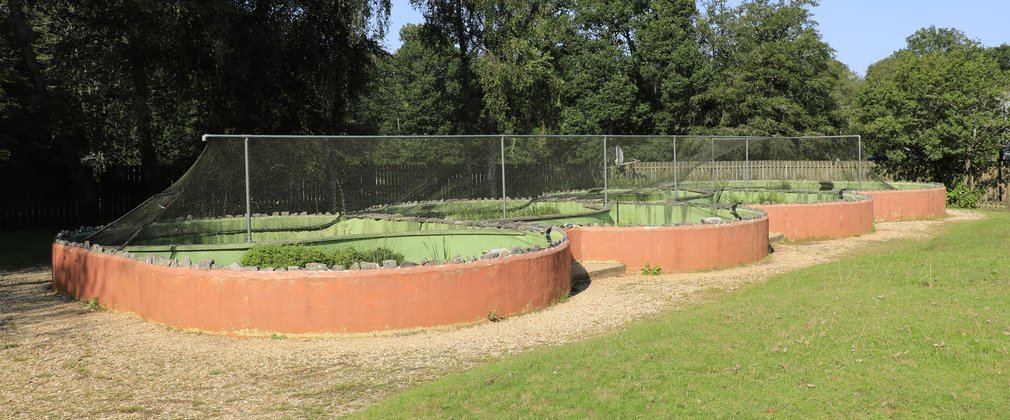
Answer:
[559,0,706,135]
[634,0,708,134]
[695,0,846,136]
[990,43,1010,72]
[3,0,390,183]
[905,26,978,55]
[858,32,1010,187]
[409,0,484,132]
[476,0,567,134]
[367,24,460,135]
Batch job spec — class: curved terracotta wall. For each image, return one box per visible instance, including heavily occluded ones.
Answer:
[51,242,571,334]
[752,199,874,240]
[565,217,768,273]
[859,186,947,221]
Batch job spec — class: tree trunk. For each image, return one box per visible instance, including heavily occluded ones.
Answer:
[966,127,976,189]
[124,32,160,193]
[7,0,47,104]
[454,0,475,133]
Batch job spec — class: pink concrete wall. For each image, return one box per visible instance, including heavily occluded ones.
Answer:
[52,242,571,334]
[565,217,769,273]
[859,186,947,221]
[752,199,874,240]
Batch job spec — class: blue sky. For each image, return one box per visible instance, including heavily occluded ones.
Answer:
[382,1,1010,76]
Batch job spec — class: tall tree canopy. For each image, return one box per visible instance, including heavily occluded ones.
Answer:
[694,0,845,136]
[858,28,1010,188]
[1,0,390,180]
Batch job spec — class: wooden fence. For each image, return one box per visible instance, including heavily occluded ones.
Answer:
[0,166,149,230]
[627,160,862,183]
[629,160,1008,209]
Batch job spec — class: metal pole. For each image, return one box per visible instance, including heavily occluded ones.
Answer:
[710,137,716,188]
[500,136,507,220]
[857,135,863,187]
[244,136,252,244]
[673,136,678,195]
[745,137,750,184]
[603,136,608,207]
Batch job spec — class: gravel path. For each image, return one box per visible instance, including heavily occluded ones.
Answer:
[0,210,982,417]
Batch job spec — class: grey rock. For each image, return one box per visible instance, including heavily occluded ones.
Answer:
[488,248,511,257]
[227,262,242,270]
[281,211,290,216]
[360,262,380,270]
[382,260,397,269]
[287,266,301,271]
[349,262,361,270]
[272,212,280,216]
[197,260,214,270]
[260,267,275,272]
[241,265,259,271]
[178,257,191,267]
[331,265,345,271]
[305,263,328,271]
[399,261,418,268]
[701,217,725,225]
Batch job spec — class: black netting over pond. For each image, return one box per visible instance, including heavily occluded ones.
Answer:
[86,135,875,247]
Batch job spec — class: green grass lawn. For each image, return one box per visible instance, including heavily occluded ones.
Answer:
[356,211,1010,418]
[0,230,56,270]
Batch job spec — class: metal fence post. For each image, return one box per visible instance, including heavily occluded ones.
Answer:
[710,137,716,188]
[603,136,608,207]
[856,135,863,187]
[673,136,678,195]
[244,136,252,244]
[745,137,750,184]
[500,136,507,220]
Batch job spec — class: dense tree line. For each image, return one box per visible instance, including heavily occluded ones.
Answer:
[1,0,1008,199]
[858,26,1010,195]
[1,0,391,189]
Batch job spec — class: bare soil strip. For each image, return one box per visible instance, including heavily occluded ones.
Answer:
[0,210,981,417]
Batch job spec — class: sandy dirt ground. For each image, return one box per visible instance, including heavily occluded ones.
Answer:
[0,210,982,417]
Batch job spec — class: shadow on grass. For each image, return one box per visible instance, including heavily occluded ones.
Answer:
[0,230,57,271]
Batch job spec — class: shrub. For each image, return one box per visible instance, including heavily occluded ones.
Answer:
[240,244,329,268]
[641,262,662,276]
[946,182,983,209]
[330,246,405,267]
[754,191,787,204]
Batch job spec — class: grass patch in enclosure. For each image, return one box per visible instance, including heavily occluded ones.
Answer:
[356,211,1009,418]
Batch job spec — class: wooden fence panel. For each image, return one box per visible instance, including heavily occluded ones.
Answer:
[0,166,148,230]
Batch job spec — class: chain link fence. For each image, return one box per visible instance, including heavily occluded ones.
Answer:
[86,135,868,247]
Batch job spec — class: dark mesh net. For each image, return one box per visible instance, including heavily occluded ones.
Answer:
[86,135,871,247]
